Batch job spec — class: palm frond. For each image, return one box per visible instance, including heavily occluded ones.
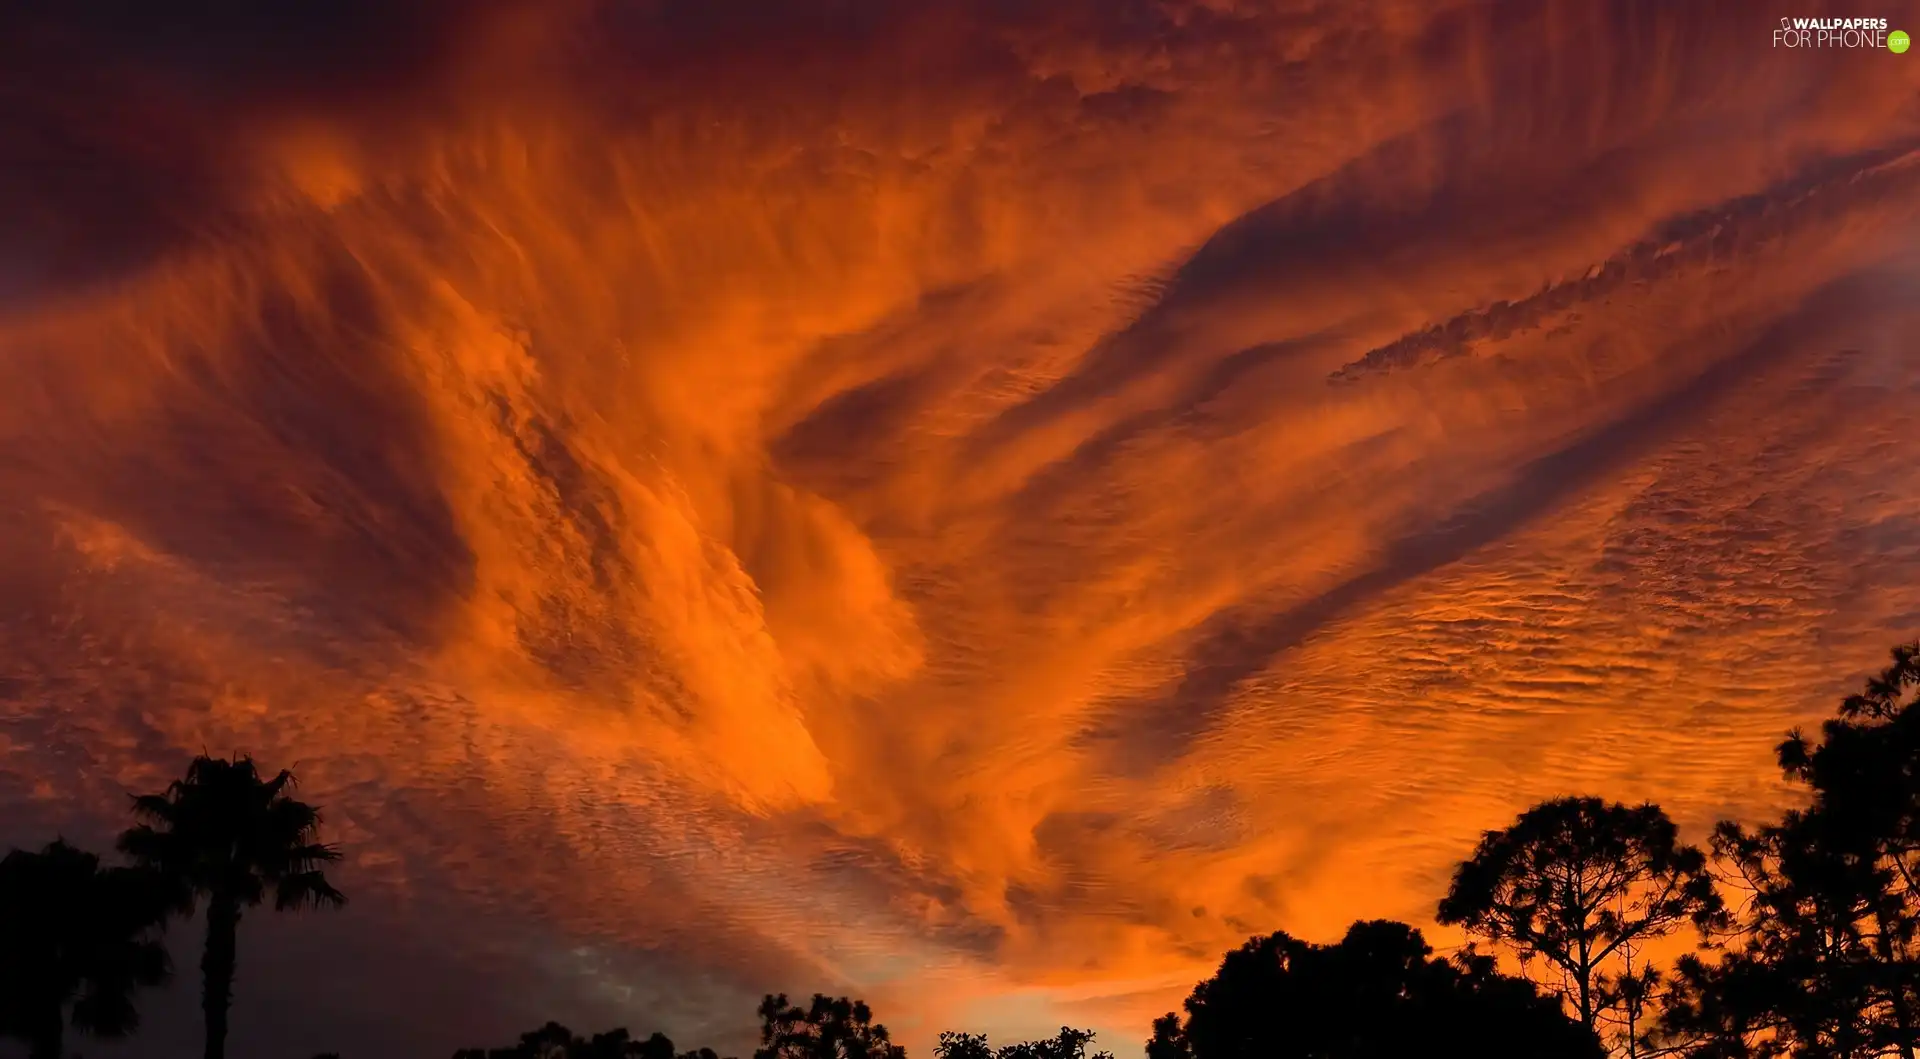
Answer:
[285,841,344,870]
[275,870,348,911]
[71,981,144,1038]
[120,755,349,926]
[126,792,177,825]
[266,796,324,839]
[116,824,168,861]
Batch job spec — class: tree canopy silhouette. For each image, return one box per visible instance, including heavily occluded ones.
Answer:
[0,839,172,1059]
[118,754,346,1059]
[755,994,905,1059]
[1145,919,1604,1059]
[1437,795,1723,1052]
[935,1026,1114,1059]
[1662,642,1920,1059]
[452,1021,731,1059]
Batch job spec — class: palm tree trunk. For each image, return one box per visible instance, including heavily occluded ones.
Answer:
[202,895,241,1059]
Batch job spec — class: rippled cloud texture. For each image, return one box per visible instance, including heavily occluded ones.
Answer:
[3,0,1920,1054]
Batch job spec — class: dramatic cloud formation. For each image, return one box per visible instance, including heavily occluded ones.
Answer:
[2,0,1918,1054]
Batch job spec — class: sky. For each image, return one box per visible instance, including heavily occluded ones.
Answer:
[1,0,1919,1055]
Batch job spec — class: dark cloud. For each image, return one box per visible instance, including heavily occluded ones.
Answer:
[0,0,522,300]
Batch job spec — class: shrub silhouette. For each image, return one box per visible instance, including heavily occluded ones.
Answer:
[934,1026,1113,1059]
[755,994,905,1059]
[452,1021,736,1059]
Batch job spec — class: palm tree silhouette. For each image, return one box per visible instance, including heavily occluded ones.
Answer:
[0,839,172,1059]
[118,755,347,1059]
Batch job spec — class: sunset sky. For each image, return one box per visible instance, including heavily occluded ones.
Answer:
[2,1,1919,1055]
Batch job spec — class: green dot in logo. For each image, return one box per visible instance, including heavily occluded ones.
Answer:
[1893,29,1912,53]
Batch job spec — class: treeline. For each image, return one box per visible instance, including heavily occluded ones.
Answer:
[5,643,1920,1058]
[447,1008,1117,1059]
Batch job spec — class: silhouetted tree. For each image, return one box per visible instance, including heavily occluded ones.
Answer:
[755,995,904,1059]
[1662,643,1920,1059]
[935,1033,993,1059]
[454,1021,575,1059]
[1144,1016,1190,1059]
[1145,919,1604,1058]
[0,839,172,1059]
[1437,796,1723,1053]
[452,1022,729,1059]
[936,1027,1113,1059]
[118,755,346,1059]
[1662,936,1847,1058]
